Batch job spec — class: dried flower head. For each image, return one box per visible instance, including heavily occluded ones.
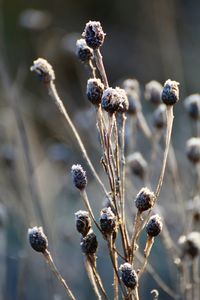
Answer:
[76,38,93,62]
[179,232,200,258]
[152,104,167,129]
[100,207,116,235]
[161,79,180,105]
[30,58,55,83]
[28,226,48,253]
[127,152,147,179]
[80,231,98,254]
[75,210,91,237]
[145,80,162,105]
[86,78,104,106]
[115,87,129,113]
[122,79,140,96]
[135,187,155,212]
[184,94,200,120]
[82,21,105,49]
[186,137,200,164]
[71,164,87,190]
[146,214,163,237]
[101,87,122,114]
[119,263,138,289]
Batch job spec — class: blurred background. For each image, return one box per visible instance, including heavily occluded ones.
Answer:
[0,0,199,299]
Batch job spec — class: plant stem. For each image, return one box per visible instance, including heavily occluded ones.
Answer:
[94,49,109,88]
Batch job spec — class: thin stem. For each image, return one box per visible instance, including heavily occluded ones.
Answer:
[138,236,154,279]
[120,113,126,224]
[43,250,76,300]
[136,111,152,140]
[48,81,109,197]
[85,257,102,300]
[131,212,143,262]
[88,59,96,78]
[94,49,109,88]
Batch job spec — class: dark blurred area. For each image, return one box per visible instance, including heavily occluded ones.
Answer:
[0,0,199,299]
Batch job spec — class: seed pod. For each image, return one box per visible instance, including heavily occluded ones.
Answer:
[179,232,200,258]
[30,58,55,83]
[119,263,138,289]
[80,231,98,254]
[184,94,200,120]
[75,210,91,237]
[122,79,140,96]
[100,207,116,235]
[186,137,200,164]
[86,78,104,106]
[82,21,105,49]
[146,214,163,237]
[161,79,180,105]
[76,38,93,62]
[115,87,129,113]
[145,80,162,105]
[28,226,48,253]
[101,87,122,114]
[135,187,155,212]
[152,104,166,129]
[127,92,141,115]
[71,164,87,190]
[127,152,147,179]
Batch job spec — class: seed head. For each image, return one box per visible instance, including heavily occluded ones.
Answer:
[146,214,163,237]
[122,79,140,96]
[115,87,129,113]
[101,87,122,114]
[135,187,155,212]
[152,104,166,129]
[76,38,93,62]
[186,137,200,164]
[184,94,200,120]
[161,79,180,105]
[100,207,116,235]
[28,226,48,253]
[179,232,200,258]
[82,21,105,49]
[30,58,55,83]
[86,78,104,106]
[122,79,141,114]
[71,164,87,190]
[119,263,138,289]
[75,210,91,237]
[145,80,162,105]
[127,152,147,179]
[80,231,98,254]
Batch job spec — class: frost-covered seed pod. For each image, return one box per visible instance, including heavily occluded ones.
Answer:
[80,231,98,254]
[186,138,200,164]
[184,94,200,120]
[76,38,93,62]
[86,78,104,106]
[120,263,138,289]
[30,58,55,83]
[28,226,48,253]
[75,210,91,237]
[135,187,155,212]
[161,79,179,106]
[100,207,116,235]
[82,21,105,49]
[146,214,163,237]
[145,80,162,105]
[71,164,87,190]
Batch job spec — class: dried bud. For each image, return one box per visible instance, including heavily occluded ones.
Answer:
[86,78,104,106]
[146,215,163,237]
[75,210,91,237]
[120,263,138,289]
[30,58,55,83]
[135,187,155,212]
[127,92,141,115]
[76,38,93,62]
[186,138,200,164]
[101,88,122,114]
[82,21,105,49]
[152,104,166,129]
[28,226,48,253]
[71,164,87,190]
[115,87,129,113]
[127,152,147,179]
[179,232,200,258]
[80,231,98,254]
[145,80,162,105]
[122,79,140,96]
[100,207,116,235]
[161,79,179,106]
[184,94,200,120]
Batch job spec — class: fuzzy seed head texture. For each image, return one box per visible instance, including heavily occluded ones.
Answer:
[75,210,91,237]
[119,263,138,289]
[71,164,87,190]
[186,137,200,164]
[161,79,180,105]
[115,87,129,113]
[127,152,147,179]
[145,80,162,105]
[179,232,200,258]
[146,214,163,237]
[30,58,55,83]
[100,207,116,235]
[28,226,48,253]
[82,21,105,49]
[101,87,122,114]
[76,38,93,62]
[135,187,155,212]
[80,231,98,254]
[86,78,104,106]
[184,94,200,120]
